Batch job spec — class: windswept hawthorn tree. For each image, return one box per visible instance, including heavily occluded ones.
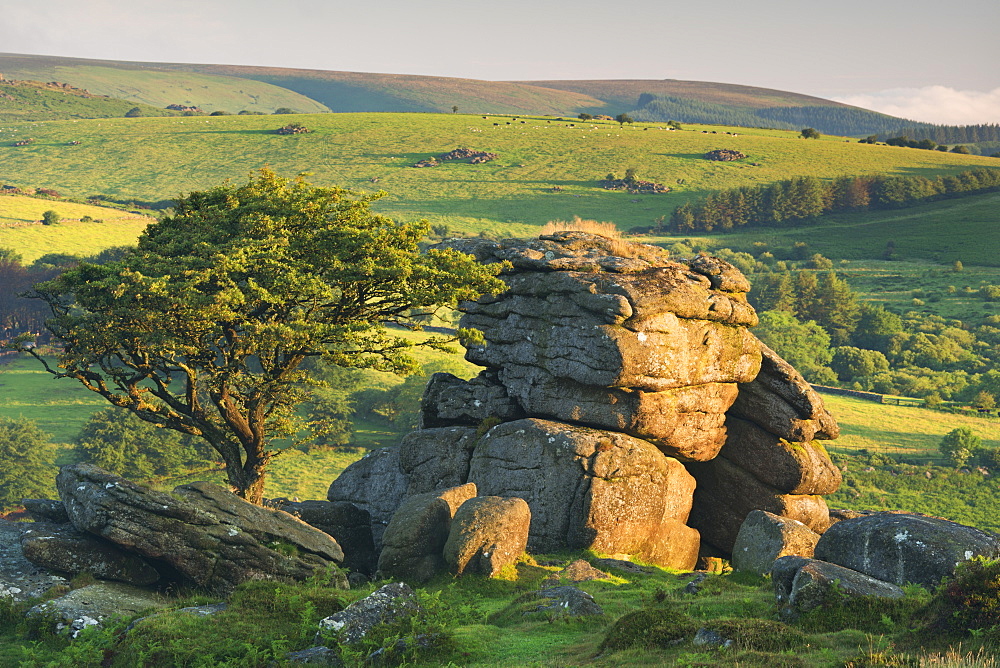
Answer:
[15,169,505,503]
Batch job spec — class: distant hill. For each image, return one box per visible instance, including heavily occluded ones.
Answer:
[0,53,995,147]
[0,53,329,115]
[0,78,173,122]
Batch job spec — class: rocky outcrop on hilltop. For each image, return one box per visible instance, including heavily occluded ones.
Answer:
[329,232,842,573]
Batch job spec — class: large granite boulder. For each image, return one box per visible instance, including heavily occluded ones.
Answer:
[20,522,161,585]
[376,484,477,583]
[398,426,479,496]
[317,582,420,645]
[443,496,531,577]
[814,513,1000,587]
[57,464,344,595]
[731,510,820,576]
[467,418,699,568]
[327,447,408,550]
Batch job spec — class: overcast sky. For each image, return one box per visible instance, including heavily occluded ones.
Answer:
[2,0,998,124]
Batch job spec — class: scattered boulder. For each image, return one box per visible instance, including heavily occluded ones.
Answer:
[27,582,168,638]
[285,646,343,665]
[377,484,477,583]
[20,523,161,585]
[57,464,344,595]
[0,519,69,602]
[772,557,905,619]
[528,586,603,617]
[814,512,1000,587]
[704,149,746,161]
[275,123,309,135]
[316,582,420,645]
[549,559,610,583]
[731,510,820,576]
[443,496,530,576]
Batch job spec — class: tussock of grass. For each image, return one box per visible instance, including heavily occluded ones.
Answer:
[540,216,621,238]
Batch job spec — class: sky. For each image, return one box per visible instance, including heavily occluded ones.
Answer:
[1,0,998,125]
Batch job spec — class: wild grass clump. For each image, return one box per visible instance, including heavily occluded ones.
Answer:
[540,216,620,238]
[796,585,931,634]
[701,618,806,653]
[599,607,698,651]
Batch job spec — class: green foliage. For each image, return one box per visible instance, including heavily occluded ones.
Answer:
[919,557,1000,641]
[40,210,59,226]
[75,407,216,482]
[795,584,930,634]
[801,127,821,139]
[614,113,634,126]
[17,169,505,502]
[831,347,890,382]
[700,618,805,652]
[939,426,983,467]
[0,417,56,509]
[752,310,835,383]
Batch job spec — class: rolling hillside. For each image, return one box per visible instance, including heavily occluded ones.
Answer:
[0,79,174,122]
[0,112,995,237]
[0,53,927,136]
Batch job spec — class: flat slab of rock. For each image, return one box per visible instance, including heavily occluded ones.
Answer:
[28,582,168,637]
[444,496,530,577]
[528,585,603,617]
[317,582,419,645]
[20,522,161,585]
[468,418,696,566]
[0,519,69,602]
[731,510,820,576]
[499,365,738,461]
[57,464,343,595]
[814,512,1000,586]
[21,499,70,524]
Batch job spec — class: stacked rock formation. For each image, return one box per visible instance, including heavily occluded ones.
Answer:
[329,232,842,571]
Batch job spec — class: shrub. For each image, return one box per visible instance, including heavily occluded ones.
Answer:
[541,216,620,238]
[600,608,698,651]
[919,557,1000,640]
[41,210,60,225]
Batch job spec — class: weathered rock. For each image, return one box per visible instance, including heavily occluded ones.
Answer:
[637,519,701,571]
[27,582,168,637]
[468,419,697,567]
[771,555,813,606]
[317,582,420,645]
[0,519,69,602]
[276,501,376,576]
[687,456,830,554]
[20,522,161,585]
[377,484,477,583]
[464,307,761,392]
[398,426,480,495]
[286,646,343,665]
[775,558,905,619]
[814,512,1000,587]
[419,371,524,428]
[720,417,841,494]
[443,496,530,577]
[528,586,603,617]
[327,447,408,550]
[729,342,839,442]
[57,464,343,595]
[21,499,70,524]
[550,559,610,583]
[731,510,820,576]
[499,364,738,460]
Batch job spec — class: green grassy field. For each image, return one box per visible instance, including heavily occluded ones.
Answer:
[0,195,152,261]
[0,112,994,239]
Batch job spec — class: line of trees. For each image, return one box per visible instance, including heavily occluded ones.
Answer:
[668,168,1000,233]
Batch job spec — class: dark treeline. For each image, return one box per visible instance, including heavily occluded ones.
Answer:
[631,95,921,137]
[668,168,1000,233]
[882,124,1000,145]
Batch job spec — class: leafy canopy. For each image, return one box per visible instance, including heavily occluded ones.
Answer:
[20,169,505,502]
